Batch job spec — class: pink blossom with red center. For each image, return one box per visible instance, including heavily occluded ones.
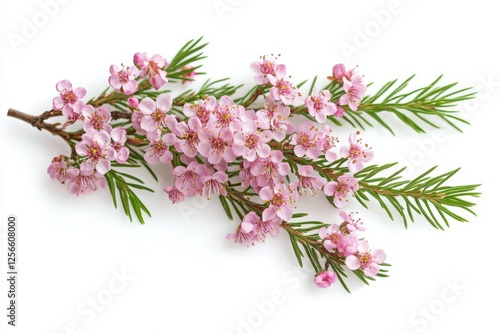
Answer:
[134,52,168,90]
[239,159,260,190]
[199,171,228,199]
[226,215,258,247]
[171,117,202,158]
[232,120,273,162]
[82,106,112,133]
[254,215,282,240]
[250,55,286,85]
[293,165,325,196]
[52,80,86,118]
[323,174,359,208]
[144,133,176,164]
[163,185,185,204]
[183,96,217,124]
[318,224,344,252]
[75,130,116,175]
[67,167,107,196]
[138,93,172,133]
[198,126,235,164]
[256,96,292,141]
[314,270,337,288]
[268,73,303,106]
[108,64,139,95]
[319,125,339,162]
[47,155,69,183]
[345,241,386,277]
[110,127,129,164]
[290,121,324,159]
[340,132,373,173]
[339,75,367,111]
[340,210,365,233]
[305,88,337,123]
[173,162,208,196]
[213,96,244,129]
[259,183,297,221]
[131,108,146,135]
[250,151,291,189]
[62,99,89,123]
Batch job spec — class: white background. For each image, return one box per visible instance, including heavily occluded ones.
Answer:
[1,0,499,333]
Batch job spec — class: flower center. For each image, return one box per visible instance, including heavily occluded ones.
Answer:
[209,136,226,154]
[357,252,372,268]
[152,141,167,156]
[88,143,102,162]
[153,108,164,123]
[245,133,259,150]
[61,90,77,104]
[118,69,129,83]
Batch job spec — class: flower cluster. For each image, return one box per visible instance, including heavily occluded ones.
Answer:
[315,211,386,288]
[44,50,383,288]
[7,38,481,292]
[49,79,133,195]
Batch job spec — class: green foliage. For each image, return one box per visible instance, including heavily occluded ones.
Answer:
[354,164,481,229]
[326,75,475,135]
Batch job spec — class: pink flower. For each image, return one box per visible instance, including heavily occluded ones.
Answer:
[340,132,373,173]
[52,80,86,118]
[250,55,286,85]
[213,96,244,129]
[110,127,129,164]
[128,97,139,109]
[256,96,292,141]
[318,224,344,252]
[183,96,217,124]
[339,75,366,111]
[250,151,290,189]
[108,64,139,95]
[138,93,172,133]
[268,73,303,106]
[314,271,337,288]
[232,121,273,162]
[67,167,107,196]
[339,210,365,233]
[323,174,359,208]
[173,162,208,196]
[254,215,282,240]
[134,52,168,90]
[82,106,112,133]
[336,234,359,257]
[319,125,339,162]
[199,171,228,198]
[75,130,116,175]
[172,117,202,158]
[143,133,176,164]
[198,126,235,164]
[294,165,325,195]
[226,212,259,246]
[330,63,354,82]
[259,183,297,221]
[47,155,69,183]
[345,241,386,277]
[305,88,337,123]
[60,100,87,123]
[163,185,185,203]
[290,121,324,159]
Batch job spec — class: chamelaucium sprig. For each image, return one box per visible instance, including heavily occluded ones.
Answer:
[7,37,480,291]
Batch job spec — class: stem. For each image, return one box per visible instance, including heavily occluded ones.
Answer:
[7,108,78,144]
